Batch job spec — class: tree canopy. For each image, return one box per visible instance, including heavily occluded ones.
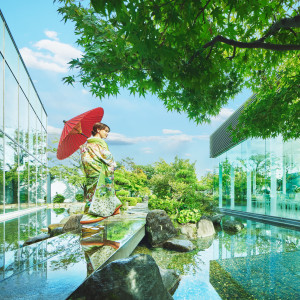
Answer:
[57,0,300,140]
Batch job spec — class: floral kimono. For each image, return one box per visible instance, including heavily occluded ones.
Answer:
[80,137,122,219]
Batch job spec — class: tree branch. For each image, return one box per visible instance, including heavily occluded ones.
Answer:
[258,15,300,42]
[204,15,300,52]
[203,35,300,51]
[192,0,212,26]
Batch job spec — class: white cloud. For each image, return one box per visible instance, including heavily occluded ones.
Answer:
[47,125,62,135]
[107,132,209,146]
[185,153,191,157]
[211,108,235,121]
[44,30,59,41]
[82,89,89,95]
[141,147,152,154]
[162,129,182,135]
[20,31,82,73]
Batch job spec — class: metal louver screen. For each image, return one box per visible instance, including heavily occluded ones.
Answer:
[209,95,257,158]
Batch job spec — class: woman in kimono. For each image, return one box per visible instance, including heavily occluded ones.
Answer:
[80,122,122,224]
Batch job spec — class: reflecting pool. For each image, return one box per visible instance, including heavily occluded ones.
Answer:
[0,213,145,299]
[134,216,300,299]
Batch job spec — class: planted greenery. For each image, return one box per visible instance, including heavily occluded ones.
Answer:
[53,194,65,203]
[75,194,84,202]
[177,209,202,224]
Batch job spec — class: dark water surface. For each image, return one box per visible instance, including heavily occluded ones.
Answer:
[134,216,300,300]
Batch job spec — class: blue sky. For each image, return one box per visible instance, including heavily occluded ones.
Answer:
[1,0,252,178]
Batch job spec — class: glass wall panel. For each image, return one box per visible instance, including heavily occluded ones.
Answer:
[28,157,36,208]
[42,128,47,165]
[221,158,231,208]
[29,82,38,116]
[19,90,28,150]
[4,136,18,213]
[36,161,43,206]
[215,136,300,221]
[0,56,3,131]
[19,63,29,99]
[28,105,36,155]
[4,28,19,80]
[42,109,47,131]
[0,132,4,214]
[19,147,29,210]
[249,139,267,215]
[4,63,18,139]
[0,18,4,55]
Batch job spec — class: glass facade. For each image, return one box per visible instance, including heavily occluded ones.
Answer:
[214,137,300,220]
[0,11,47,217]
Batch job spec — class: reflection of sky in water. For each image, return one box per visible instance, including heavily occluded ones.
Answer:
[0,210,146,298]
[136,216,300,300]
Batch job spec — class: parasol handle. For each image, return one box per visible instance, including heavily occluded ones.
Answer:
[63,120,88,138]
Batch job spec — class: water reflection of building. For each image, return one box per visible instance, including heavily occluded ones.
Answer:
[210,97,300,222]
[0,10,48,218]
[210,220,300,299]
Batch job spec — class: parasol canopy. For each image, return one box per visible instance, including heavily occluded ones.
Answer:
[56,107,104,160]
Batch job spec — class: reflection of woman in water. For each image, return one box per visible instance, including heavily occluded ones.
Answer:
[80,123,122,224]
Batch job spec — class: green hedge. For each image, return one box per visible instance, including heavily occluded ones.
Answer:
[118,196,141,206]
[75,194,84,202]
[53,194,65,203]
[116,190,130,197]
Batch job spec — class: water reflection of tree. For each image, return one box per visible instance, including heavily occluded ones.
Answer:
[106,220,136,241]
[133,246,201,276]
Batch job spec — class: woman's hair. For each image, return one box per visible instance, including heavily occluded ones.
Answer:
[91,122,110,136]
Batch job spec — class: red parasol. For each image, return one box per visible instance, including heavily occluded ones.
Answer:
[56,107,104,160]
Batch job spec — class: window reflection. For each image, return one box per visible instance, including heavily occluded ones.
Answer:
[4,136,18,213]
[0,56,3,131]
[0,19,4,55]
[19,90,28,151]
[0,132,3,214]
[19,147,29,210]
[28,105,36,156]
[4,63,18,138]
[217,137,300,220]
[0,14,48,217]
[4,27,19,80]
[29,157,36,208]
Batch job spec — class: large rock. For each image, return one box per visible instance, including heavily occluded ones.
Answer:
[210,214,224,225]
[179,224,197,240]
[197,219,215,238]
[23,233,50,246]
[67,203,86,215]
[146,210,177,247]
[48,223,63,235]
[222,219,244,233]
[62,214,83,232]
[71,254,172,300]
[163,238,196,252]
[50,227,64,237]
[159,267,181,295]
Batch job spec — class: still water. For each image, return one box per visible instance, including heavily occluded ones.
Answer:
[134,217,300,300]
[1,210,300,299]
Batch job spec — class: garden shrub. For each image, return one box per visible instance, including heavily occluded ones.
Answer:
[148,197,183,215]
[53,194,65,203]
[127,197,138,206]
[116,190,130,197]
[136,197,143,203]
[75,194,84,202]
[177,209,201,224]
